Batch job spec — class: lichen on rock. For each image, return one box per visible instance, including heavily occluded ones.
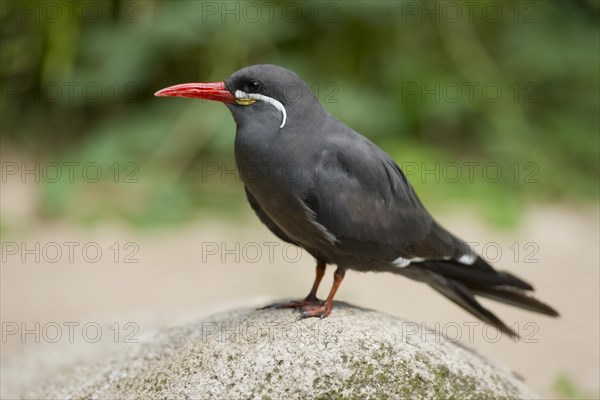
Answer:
[27,302,538,399]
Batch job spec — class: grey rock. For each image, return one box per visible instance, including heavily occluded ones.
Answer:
[27,302,538,399]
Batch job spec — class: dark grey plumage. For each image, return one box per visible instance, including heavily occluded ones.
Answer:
[157,64,559,337]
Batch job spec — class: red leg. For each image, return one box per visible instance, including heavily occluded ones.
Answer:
[298,266,345,319]
[304,262,326,302]
[261,263,326,309]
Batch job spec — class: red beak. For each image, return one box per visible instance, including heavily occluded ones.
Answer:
[154,81,235,103]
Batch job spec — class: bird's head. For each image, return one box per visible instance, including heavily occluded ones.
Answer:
[155,64,321,130]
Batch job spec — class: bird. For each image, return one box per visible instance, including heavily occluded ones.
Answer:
[155,64,558,337]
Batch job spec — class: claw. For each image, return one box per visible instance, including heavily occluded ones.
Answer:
[260,298,321,311]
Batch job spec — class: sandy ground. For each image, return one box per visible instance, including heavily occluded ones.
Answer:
[1,199,598,398]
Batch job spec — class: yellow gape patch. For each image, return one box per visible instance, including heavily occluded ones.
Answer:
[235,98,256,106]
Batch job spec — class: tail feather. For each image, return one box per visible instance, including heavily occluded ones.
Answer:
[428,275,518,338]
[467,284,559,317]
[422,260,533,290]
[419,258,558,338]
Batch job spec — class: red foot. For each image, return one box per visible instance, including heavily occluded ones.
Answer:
[261,297,321,310]
[297,302,333,319]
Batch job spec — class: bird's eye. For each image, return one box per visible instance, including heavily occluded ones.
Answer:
[247,80,261,93]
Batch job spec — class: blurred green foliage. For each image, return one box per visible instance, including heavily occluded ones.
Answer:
[1,0,598,229]
[553,374,598,399]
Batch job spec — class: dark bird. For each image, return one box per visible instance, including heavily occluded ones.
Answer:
[155,64,558,337]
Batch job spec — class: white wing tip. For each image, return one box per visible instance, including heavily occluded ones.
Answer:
[393,256,424,268]
[457,253,476,265]
[393,254,477,268]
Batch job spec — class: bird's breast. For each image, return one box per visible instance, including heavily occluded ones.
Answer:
[234,140,336,257]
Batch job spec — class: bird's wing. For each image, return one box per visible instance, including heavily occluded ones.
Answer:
[300,129,559,333]
[302,133,472,265]
[244,186,298,246]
